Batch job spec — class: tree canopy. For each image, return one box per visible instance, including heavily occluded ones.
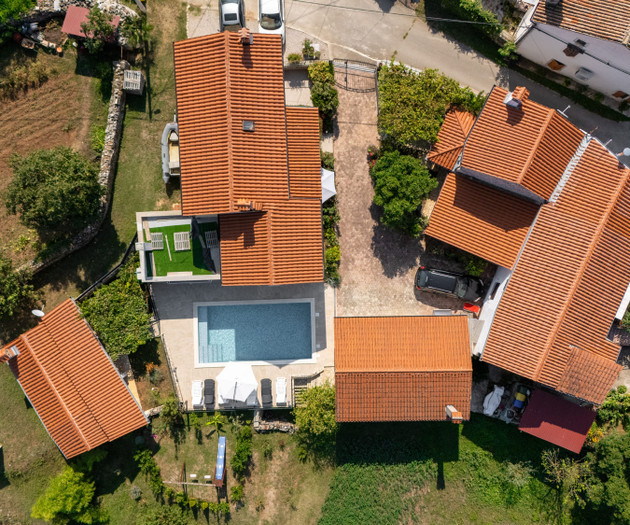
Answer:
[0,0,35,26]
[81,7,115,54]
[370,150,438,237]
[4,147,102,238]
[80,255,152,360]
[31,467,106,524]
[294,382,337,460]
[378,64,485,146]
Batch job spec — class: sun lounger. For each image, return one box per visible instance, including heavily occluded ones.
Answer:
[204,379,215,407]
[276,377,287,405]
[191,380,203,408]
[261,378,272,406]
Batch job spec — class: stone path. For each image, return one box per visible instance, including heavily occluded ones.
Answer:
[333,70,460,317]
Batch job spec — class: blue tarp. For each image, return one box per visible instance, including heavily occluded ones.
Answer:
[215,436,226,480]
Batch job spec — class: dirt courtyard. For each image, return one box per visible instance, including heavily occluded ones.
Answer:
[333,69,461,317]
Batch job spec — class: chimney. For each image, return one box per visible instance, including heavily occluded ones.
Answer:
[445,405,464,424]
[1,345,20,364]
[239,27,253,45]
[504,86,529,109]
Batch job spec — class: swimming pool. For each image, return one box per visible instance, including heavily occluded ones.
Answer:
[195,300,314,365]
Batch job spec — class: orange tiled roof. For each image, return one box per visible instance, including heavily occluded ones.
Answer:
[174,32,323,286]
[482,140,629,404]
[425,173,539,269]
[460,87,584,201]
[335,316,472,422]
[426,109,476,171]
[174,32,289,216]
[533,0,630,45]
[2,300,147,459]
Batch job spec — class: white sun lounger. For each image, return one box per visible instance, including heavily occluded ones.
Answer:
[276,377,287,405]
[191,380,203,408]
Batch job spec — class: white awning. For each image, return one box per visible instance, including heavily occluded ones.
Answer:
[217,362,257,403]
[322,168,336,203]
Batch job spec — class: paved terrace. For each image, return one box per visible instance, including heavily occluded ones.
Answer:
[152,282,335,409]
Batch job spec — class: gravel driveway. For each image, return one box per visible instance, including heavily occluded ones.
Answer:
[333,69,461,317]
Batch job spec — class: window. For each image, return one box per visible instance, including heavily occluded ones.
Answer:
[613,91,628,99]
[563,44,583,57]
[575,67,594,81]
[547,59,565,71]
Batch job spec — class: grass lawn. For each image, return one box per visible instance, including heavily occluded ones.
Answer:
[148,223,217,276]
[319,415,565,524]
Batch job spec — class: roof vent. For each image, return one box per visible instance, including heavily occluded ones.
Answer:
[238,27,253,45]
[1,345,20,363]
[242,120,255,132]
[504,86,529,109]
[446,405,464,424]
[546,0,560,6]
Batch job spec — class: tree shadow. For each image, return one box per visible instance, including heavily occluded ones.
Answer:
[93,433,144,497]
[369,203,424,278]
[129,337,161,378]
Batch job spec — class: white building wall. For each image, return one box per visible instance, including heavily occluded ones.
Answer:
[516,23,630,98]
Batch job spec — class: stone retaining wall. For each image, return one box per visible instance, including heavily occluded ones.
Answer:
[27,60,129,274]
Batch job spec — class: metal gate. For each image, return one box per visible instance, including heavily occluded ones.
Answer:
[333,59,378,93]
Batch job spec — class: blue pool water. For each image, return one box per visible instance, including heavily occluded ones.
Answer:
[197,302,312,363]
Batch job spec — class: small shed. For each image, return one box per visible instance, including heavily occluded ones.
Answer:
[123,70,145,95]
[61,6,120,39]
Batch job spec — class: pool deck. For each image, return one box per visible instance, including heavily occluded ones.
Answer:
[151,281,334,409]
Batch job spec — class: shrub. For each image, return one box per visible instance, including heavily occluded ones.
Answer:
[5,147,102,237]
[81,7,115,54]
[0,252,36,322]
[141,504,189,525]
[321,150,335,170]
[133,448,165,497]
[231,425,253,479]
[378,64,485,146]
[0,0,36,26]
[263,441,273,459]
[498,40,518,64]
[464,255,487,277]
[90,125,106,155]
[120,13,153,50]
[287,52,302,64]
[80,255,152,359]
[0,59,52,99]
[324,246,341,285]
[370,150,438,236]
[130,485,142,500]
[308,61,334,84]
[597,386,630,430]
[230,484,244,502]
[293,382,337,460]
[440,0,500,38]
[302,39,320,59]
[153,393,183,436]
[31,467,107,524]
[310,81,339,117]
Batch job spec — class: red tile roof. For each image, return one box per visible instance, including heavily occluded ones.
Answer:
[460,87,584,201]
[335,316,472,422]
[61,6,120,39]
[518,390,596,453]
[482,140,628,404]
[533,0,630,45]
[174,32,323,286]
[425,174,539,269]
[426,110,475,171]
[2,299,147,459]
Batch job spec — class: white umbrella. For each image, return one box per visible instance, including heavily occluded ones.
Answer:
[321,168,336,203]
[217,362,257,403]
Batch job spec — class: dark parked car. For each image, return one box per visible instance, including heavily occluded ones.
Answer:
[415,266,484,302]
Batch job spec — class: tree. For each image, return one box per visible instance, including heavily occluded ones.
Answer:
[0,0,35,26]
[153,393,183,436]
[140,504,189,525]
[294,382,337,460]
[80,256,152,359]
[378,64,485,146]
[370,150,438,236]
[597,386,630,430]
[0,253,35,321]
[31,467,106,524]
[81,7,115,54]
[120,14,154,51]
[308,61,339,121]
[4,147,102,238]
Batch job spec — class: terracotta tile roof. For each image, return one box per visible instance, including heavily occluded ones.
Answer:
[533,0,630,45]
[174,33,323,286]
[219,200,323,286]
[334,316,472,422]
[482,140,630,404]
[460,87,584,201]
[425,174,539,269]
[2,300,147,459]
[61,6,120,39]
[286,107,322,199]
[426,110,476,171]
[518,390,596,454]
[174,32,288,216]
